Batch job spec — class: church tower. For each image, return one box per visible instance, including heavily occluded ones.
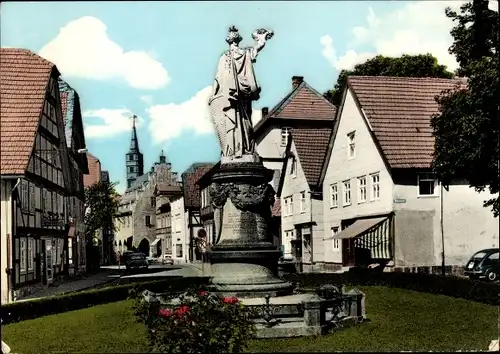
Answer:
[125,115,144,188]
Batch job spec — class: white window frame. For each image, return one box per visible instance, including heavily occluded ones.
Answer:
[417,173,439,197]
[357,176,367,203]
[331,227,340,250]
[283,198,288,217]
[28,238,34,271]
[347,131,356,159]
[343,180,351,206]
[20,238,26,273]
[300,191,306,213]
[281,127,292,147]
[289,196,294,215]
[330,183,338,208]
[371,173,380,200]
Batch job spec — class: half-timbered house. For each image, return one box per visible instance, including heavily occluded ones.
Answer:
[0,48,78,301]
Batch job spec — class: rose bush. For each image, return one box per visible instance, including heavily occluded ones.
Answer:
[132,288,256,353]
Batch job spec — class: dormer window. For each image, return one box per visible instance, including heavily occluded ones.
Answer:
[290,157,297,177]
[281,127,292,147]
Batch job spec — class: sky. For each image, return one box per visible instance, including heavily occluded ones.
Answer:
[2,0,489,194]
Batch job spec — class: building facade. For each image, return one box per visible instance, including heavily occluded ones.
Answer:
[320,76,499,273]
[0,48,86,301]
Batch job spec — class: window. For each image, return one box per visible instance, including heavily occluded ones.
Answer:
[151,197,156,208]
[176,244,183,258]
[28,239,34,271]
[288,197,294,215]
[331,227,340,250]
[290,157,297,177]
[29,183,35,212]
[300,191,306,213]
[281,127,292,146]
[145,216,151,226]
[347,131,356,159]
[330,184,338,208]
[418,173,438,196]
[343,180,351,206]
[358,176,367,203]
[283,198,288,217]
[20,239,26,272]
[41,188,46,211]
[21,180,29,211]
[371,173,380,200]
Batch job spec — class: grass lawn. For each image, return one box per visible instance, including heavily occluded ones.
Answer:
[2,286,497,353]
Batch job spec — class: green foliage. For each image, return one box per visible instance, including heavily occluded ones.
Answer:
[284,271,500,306]
[1,277,210,324]
[133,288,256,354]
[84,180,120,238]
[431,0,499,217]
[323,54,454,105]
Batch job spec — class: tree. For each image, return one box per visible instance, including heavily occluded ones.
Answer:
[431,0,499,217]
[84,181,121,270]
[323,54,454,106]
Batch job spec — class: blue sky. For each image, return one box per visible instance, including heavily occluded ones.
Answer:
[1,1,464,193]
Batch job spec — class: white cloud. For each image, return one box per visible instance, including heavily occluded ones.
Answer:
[39,16,170,90]
[83,108,144,138]
[140,95,154,105]
[321,1,467,71]
[147,86,263,144]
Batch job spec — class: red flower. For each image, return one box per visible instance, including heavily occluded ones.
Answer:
[159,308,172,318]
[174,305,190,319]
[223,296,240,304]
[200,290,207,297]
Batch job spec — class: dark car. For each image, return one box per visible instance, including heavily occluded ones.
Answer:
[464,248,499,282]
[125,252,149,270]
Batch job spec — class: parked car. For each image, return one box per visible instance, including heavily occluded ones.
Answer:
[125,252,149,270]
[146,256,155,265]
[464,248,499,282]
[120,250,134,264]
[162,254,174,265]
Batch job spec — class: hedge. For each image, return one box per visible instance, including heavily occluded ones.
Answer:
[284,271,499,306]
[1,276,210,325]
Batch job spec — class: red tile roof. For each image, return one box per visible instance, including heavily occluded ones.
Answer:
[0,48,57,175]
[84,153,101,188]
[271,198,281,217]
[293,127,332,188]
[156,182,182,196]
[182,163,215,209]
[347,76,465,169]
[254,77,337,134]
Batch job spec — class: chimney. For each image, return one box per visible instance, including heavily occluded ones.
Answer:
[262,107,269,117]
[292,76,304,88]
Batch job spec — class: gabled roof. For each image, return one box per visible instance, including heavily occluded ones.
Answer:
[277,127,332,196]
[196,161,221,187]
[254,78,337,135]
[182,163,216,209]
[318,75,466,185]
[155,182,182,196]
[83,153,101,188]
[348,76,465,169]
[0,48,58,175]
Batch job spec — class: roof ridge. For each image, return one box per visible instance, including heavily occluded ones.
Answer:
[348,75,465,83]
[268,81,305,117]
[302,81,338,111]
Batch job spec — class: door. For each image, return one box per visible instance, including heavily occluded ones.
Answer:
[40,240,47,285]
[45,240,53,284]
[342,239,356,267]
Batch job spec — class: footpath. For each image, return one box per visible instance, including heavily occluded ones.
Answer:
[17,269,115,302]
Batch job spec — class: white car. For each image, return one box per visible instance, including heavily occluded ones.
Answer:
[162,254,174,265]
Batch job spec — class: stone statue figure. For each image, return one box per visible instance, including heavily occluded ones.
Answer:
[209,26,274,161]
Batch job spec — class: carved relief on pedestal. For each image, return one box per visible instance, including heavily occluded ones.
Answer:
[209,182,275,212]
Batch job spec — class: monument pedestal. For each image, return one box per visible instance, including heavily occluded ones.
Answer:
[207,160,294,297]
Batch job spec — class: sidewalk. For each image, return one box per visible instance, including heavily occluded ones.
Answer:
[17,270,115,302]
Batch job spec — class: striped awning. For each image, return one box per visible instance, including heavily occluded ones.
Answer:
[325,217,387,240]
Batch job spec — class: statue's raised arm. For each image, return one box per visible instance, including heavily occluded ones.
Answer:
[250,28,274,60]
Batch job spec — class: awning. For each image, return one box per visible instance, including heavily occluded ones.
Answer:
[151,238,161,246]
[324,217,387,240]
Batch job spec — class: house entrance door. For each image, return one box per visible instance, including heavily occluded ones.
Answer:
[45,240,53,284]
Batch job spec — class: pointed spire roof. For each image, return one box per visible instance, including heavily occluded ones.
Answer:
[129,114,139,151]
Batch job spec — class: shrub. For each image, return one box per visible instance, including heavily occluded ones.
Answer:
[1,277,210,325]
[133,288,256,354]
[284,272,499,306]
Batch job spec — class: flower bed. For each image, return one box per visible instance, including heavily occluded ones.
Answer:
[132,288,256,353]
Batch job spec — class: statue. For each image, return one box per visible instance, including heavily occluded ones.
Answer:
[209,26,274,161]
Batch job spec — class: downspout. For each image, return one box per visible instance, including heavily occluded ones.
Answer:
[9,178,21,301]
[440,182,445,276]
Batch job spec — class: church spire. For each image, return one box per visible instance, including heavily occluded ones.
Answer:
[125,114,144,188]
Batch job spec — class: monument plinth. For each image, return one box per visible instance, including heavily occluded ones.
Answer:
[208,161,294,297]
